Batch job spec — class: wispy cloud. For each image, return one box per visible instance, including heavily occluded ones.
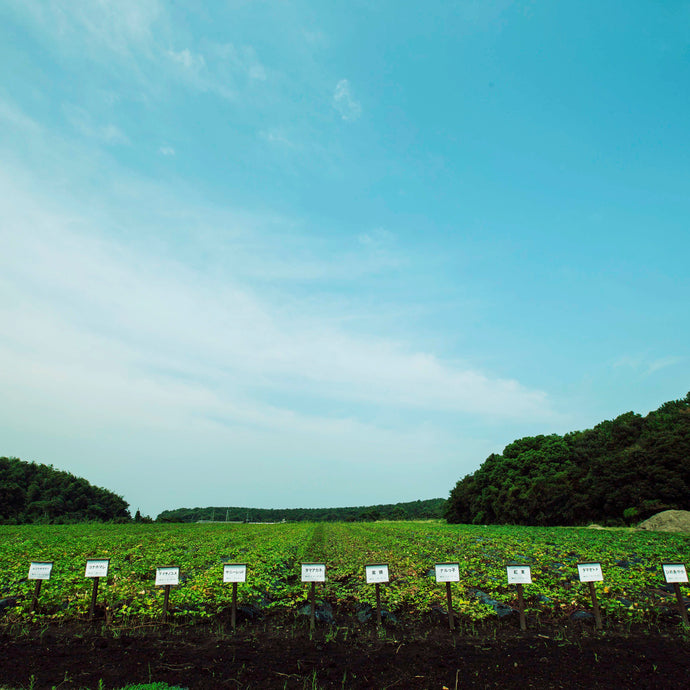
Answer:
[0,170,552,427]
[10,4,267,103]
[647,357,683,374]
[333,79,362,121]
[167,48,206,73]
[0,121,554,512]
[259,128,296,148]
[18,0,163,59]
[613,354,683,376]
[158,145,175,156]
[164,42,268,99]
[0,98,42,133]
[358,228,395,249]
[62,104,130,145]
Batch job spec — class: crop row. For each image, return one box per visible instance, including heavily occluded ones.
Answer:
[0,522,688,625]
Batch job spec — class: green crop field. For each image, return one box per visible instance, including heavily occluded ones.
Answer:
[1,522,688,626]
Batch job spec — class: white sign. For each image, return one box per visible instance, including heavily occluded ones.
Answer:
[85,559,110,579]
[155,566,180,586]
[223,564,247,583]
[506,565,532,584]
[577,562,604,583]
[435,563,460,583]
[663,563,688,584]
[301,563,326,582]
[365,564,390,584]
[28,562,53,580]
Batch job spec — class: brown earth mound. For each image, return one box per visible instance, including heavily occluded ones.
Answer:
[638,510,690,533]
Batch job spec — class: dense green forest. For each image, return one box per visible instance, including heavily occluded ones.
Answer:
[0,457,131,524]
[157,498,446,523]
[445,393,690,526]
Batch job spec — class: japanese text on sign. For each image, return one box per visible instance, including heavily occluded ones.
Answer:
[435,563,460,583]
[301,563,326,582]
[223,564,247,583]
[28,562,53,580]
[365,564,390,584]
[85,559,110,578]
[662,563,688,584]
[506,565,532,584]
[577,562,603,583]
[155,567,180,586]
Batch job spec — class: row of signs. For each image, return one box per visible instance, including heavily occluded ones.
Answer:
[28,559,110,580]
[26,560,690,585]
[503,563,689,585]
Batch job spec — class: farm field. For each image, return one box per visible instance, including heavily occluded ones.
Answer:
[1,522,690,689]
[1,521,689,626]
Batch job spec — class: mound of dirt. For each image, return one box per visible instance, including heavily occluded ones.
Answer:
[638,510,690,533]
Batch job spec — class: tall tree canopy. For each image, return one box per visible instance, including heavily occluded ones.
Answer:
[0,457,130,524]
[157,498,445,523]
[445,393,690,526]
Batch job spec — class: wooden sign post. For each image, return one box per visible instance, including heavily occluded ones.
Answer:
[223,564,247,630]
[577,562,604,629]
[155,566,180,622]
[28,562,53,613]
[506,565,531,631]
[662,563,689,627]
[84,559,110,620]
[301,563,326,632]
[365,564,389,628]
[435,563,460,630]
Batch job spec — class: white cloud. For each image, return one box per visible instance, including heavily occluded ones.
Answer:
[358,228,395,249]
[0,99,41,133]
[167,48,206,73]
[333,79,362,121]
[647,357,682,374]
[613,354,682,376]
[158,145,176,156]
[63,104,130,145]
[16,0,163,59]
[249,63,267,81]
[0,172,552,426]
[210,43,266,79]
[259,128,295,148]
[164,42,268,99]
[10,4,266,103]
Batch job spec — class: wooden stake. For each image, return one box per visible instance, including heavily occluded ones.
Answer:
[89,577,100,620]
[31,580,42,613]
[231,581,238,631]
[588,581,602,629]
[310,581,316,632]
[375,582,382,628]
[673,583,689,626]
[516,583,526,631]
[446,581,455,631]
[162,584,171,622]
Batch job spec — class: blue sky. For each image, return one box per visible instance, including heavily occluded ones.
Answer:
[1,1,688,518]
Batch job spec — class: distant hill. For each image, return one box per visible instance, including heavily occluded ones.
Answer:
[157,498,446,523]
[445,393,690,526]
[0,457,131,524]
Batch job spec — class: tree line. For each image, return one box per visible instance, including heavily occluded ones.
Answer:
[445,392,690,526]
[0,456,130,524]
[156,498,446,523]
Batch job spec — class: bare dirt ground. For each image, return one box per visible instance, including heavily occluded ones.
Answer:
[1,615,689,689]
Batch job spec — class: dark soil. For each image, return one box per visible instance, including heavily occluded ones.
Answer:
[1,617,689,689]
